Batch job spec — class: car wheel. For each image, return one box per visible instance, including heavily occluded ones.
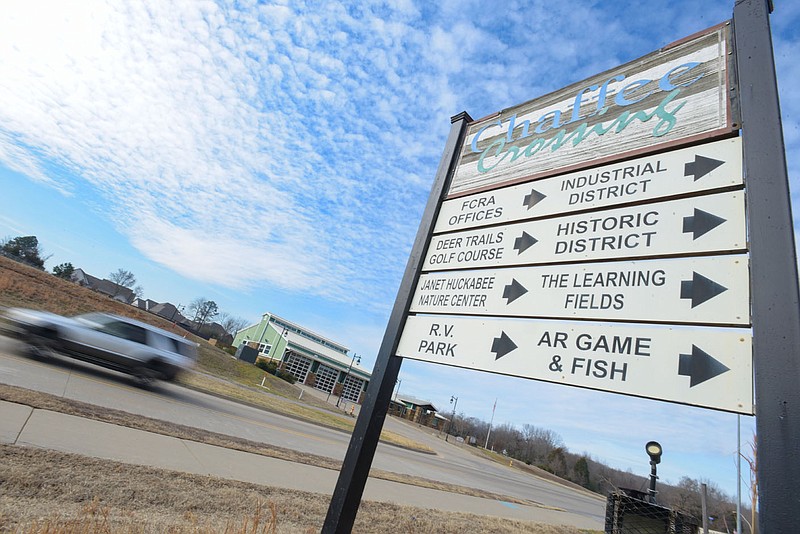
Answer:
[25,329,58,360]
[132,367,159,389]
[26,342,54,360]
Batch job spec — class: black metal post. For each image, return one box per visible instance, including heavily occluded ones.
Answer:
[648,461,658,503]
[321,111,472,534]
[733,1,800,532]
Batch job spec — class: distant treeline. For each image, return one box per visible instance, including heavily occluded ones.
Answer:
[450,414,754,532]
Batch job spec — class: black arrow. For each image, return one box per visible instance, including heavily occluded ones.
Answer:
[684,155,725,181]
[682,208,727,240]
[678,345,730,387]
[502,279,528,304]
[523,188,547,210]
[680,272,728,308]
[514,231,538,254]
[491,331,518,360]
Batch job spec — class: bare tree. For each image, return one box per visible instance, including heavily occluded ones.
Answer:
[189,297,219,329]
[218,312,249,336]
[109,268,136,288]
[741,433,758,534]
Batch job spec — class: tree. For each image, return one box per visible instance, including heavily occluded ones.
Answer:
[189,297,219,328]
[546,447,568,477]
[218,312,249,336]
[1,235,48,270]
[741,433,758,534]
[573,456,591,488]
[108,268,136,289]
[133,285,145,299]
[52,262,75,279]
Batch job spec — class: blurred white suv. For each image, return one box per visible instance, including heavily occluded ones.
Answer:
[1,308,197,386]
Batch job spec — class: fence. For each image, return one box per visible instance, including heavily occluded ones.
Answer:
[605,489,700,534]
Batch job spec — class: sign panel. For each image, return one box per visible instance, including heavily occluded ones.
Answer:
[435,137,743,233]
[411,255,750,326]
[449,24,733,197]
[424,190,745,271]
[397,315,753,414]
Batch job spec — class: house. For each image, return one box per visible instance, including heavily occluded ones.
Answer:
[389,395,443,429]
[131,298,160,313]
[148,302,187,324]
[192,321,233,346]
[70,268,135,304]
[233,312,370,404]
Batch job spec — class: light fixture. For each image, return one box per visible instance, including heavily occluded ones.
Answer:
[646,441,663,464]
[646,441,663,503]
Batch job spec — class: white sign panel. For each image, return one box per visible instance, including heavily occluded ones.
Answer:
[436,137,743,232]
[411,255,750,325]
[397,315,753,414]
[449,24,733,196]
[425,191,745,271]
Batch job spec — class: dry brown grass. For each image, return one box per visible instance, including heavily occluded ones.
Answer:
[0,383,522,504]
[0,445,590,534]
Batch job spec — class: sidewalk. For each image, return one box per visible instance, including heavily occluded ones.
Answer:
[0,399,604,530]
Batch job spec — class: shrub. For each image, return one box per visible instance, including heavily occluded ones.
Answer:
[255,360,279,375]
[277,371,296,384]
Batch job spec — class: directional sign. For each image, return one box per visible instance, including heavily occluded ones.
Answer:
[396,315,753,414]
[411,254,750,325]
[435,137,743,232]
[424,190,745,271]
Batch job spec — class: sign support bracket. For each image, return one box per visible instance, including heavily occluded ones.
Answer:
[734,0,800,530]
[321,111,472,533]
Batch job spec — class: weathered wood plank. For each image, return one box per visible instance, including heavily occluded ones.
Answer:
[449,23,733,197]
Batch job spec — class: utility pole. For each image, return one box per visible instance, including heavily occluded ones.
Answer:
[484,398,497,450]
[446,395,458,443]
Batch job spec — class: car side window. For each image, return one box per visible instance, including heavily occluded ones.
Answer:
[149,332,178,352]
[100,321,147,345]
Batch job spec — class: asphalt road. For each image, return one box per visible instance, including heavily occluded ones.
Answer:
[0,335,606,528]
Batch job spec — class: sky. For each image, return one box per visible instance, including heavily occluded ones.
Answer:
[0,0,797,501]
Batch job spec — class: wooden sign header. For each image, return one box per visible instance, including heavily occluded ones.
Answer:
[449,23,734,197]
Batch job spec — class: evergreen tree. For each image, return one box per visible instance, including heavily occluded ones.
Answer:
[52,262,75,279]
[0,235,47,269]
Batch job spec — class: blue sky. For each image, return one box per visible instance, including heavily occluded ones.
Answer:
[1,0,798,500]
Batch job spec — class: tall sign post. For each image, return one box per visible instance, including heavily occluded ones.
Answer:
[734,0,800,530]
[324,2,798,531]
[321,112,471,533]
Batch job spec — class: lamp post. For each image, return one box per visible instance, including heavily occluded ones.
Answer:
[335,353,360,407]
[394,379,402,401]
[446,395,458,442]
[645,441,663,503]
